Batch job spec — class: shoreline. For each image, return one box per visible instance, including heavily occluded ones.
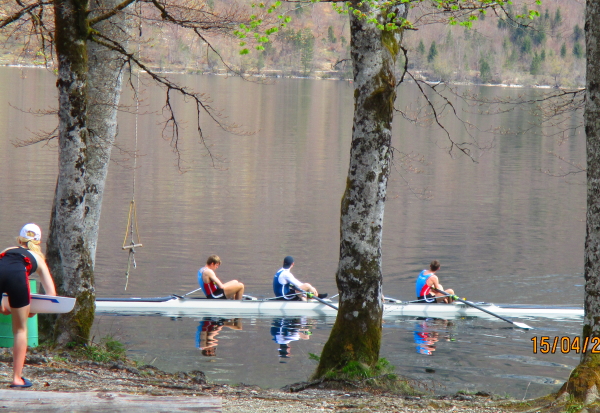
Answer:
[0,62,584,91]
[0,348,558,412]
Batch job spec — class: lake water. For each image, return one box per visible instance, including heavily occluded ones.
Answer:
[0,66,586,398]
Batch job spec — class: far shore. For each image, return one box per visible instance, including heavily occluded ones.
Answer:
[0,62,584,91]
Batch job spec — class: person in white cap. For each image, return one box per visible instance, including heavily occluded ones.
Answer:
[0,223,56,388]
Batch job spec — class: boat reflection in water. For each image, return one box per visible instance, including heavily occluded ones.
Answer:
[413,318,454,356]
[195,317,243,356]
[270,317,314,362]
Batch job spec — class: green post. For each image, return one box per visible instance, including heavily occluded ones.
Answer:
[0,280,38,348]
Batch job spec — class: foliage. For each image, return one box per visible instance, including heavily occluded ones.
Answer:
[69,336,127,363]
[308,352,321,361]
[299,29,315,74]
[417,39,425,55]
[427,40,438,63]
[573,42,584,59]
[328,26,337,43]
[479,57,492,82]
[309,355,417,393]
[530,51,542,75]
[573,24,583,42]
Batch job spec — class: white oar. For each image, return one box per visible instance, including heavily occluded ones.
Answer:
[173,287,203,299]
[265,292,305,300]
[432,288,532,330]
[298,289,338,310]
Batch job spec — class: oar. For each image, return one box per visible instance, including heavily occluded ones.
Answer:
[432,288,532,330]
[384,296,434,304]
[265,292,305,300]
[173,287,203,299]
[298,289,338,311]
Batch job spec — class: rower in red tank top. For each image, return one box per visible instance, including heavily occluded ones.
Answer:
[415,260,455,304]
[197,255,245,300]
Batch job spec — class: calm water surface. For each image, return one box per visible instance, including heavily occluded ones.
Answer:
[0,66,586,397]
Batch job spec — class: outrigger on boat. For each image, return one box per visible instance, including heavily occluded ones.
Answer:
[95,295,583,320]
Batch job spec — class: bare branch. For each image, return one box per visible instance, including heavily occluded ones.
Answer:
[90,31,250,170]
[88,0,137,27]
[0,0,49,29]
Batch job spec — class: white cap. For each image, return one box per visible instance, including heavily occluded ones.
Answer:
[20,223,42,241]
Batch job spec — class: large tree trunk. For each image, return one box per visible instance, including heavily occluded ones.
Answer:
[558,0,600,404]
[43,0,95,345]
[41,0,129,344]
[315,3,407,377]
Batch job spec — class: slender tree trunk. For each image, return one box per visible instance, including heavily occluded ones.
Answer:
[315,2,407,377]
[43,0,94,345]
[559,0,600,403]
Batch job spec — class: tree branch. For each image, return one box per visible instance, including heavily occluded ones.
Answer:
[91,31,249,170]
[0,0,46,29]
[88,0,137,27]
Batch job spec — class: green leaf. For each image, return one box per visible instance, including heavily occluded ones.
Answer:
[240,49,250,55]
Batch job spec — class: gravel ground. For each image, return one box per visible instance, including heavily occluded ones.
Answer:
[0,349,558,412]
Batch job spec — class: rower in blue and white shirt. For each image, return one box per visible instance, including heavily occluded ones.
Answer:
[272,256,326,301]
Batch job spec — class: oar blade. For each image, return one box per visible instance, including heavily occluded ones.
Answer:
[512,321,533,330]
[431,287,533,329]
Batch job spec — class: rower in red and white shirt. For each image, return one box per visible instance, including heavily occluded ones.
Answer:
[198,255,245,300]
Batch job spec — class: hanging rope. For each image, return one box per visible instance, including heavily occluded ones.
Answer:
[122,1,144,290]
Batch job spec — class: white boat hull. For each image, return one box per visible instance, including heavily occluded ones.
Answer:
[1,294,76,314]
[95,296,583,320]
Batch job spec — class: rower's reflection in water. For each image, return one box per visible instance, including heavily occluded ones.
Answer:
[270,317,313,363]
[413,318,454,356]
[196,317,243,357]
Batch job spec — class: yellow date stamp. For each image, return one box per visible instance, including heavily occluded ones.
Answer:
[531,336,600,354]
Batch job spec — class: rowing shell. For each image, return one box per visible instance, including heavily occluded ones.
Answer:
[95,296,583,320]
[30,294,76,314]
[1,294,76,314]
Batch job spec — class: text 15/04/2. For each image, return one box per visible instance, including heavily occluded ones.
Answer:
[532,336,600,354]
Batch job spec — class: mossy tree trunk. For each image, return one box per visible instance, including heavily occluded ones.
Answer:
[559,0,600,404]
[314,1,408,377]
[43,0,95,345]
